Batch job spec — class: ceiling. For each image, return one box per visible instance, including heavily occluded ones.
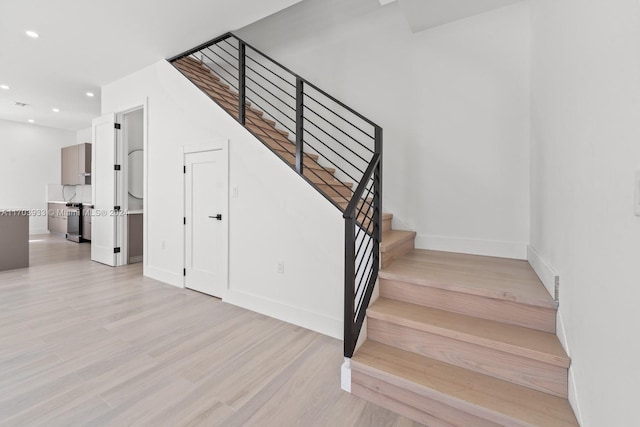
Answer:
[394,0,523,33]
[0,0,301,131]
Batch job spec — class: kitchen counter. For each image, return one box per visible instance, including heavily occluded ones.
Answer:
[48,201,92,205]
[0,210,29,271]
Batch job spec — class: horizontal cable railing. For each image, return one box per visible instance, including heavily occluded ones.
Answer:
[169,32,382,358]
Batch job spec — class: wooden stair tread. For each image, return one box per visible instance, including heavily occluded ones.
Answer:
[352,341,578,427]
[380,249,558,309]
[382,213,392,221]
[336,197,372,210]
[381,230,417,253]
[368,298,569,367]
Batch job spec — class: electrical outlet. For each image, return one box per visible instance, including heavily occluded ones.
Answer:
[161,240,166,250]
[277,260,285,274]
[635,171,640,216]
[232,187,239,199]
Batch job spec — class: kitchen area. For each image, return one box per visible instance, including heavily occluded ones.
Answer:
[46,142,93,243]
[0,109,144,273]
[45,108,144,267]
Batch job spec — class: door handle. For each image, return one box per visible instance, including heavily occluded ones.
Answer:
[209,214,222,221]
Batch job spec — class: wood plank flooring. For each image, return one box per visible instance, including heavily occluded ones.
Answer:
[0,235,421,427]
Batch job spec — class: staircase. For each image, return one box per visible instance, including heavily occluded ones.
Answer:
[170,33,382,365]
[351,215,579,426]
[172,55,355,207]
[168,33,578,426]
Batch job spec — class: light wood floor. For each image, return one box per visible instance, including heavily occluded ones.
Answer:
[0,235,422,427]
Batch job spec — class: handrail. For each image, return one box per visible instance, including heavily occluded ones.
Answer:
[344,154,380,219]
[168,31,382,360]
[169,33,381,130]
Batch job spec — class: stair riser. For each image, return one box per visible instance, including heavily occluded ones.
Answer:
[318,184,353,199]
[176,65,222,85]
[380,279,557,333]
[352,369,501,427]
[303,169,339,184]
[382,216,392,232]
[381,239,414,269]
[368,318,568,398]
[246,124,290,141]
[177,69,228,93]
[252,132,296,153]
[274,151,325,170]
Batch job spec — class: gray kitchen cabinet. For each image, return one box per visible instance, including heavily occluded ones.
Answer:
[47,203,68,235]
[82,209,92,241]
[61,143,91,185]
[128,214,143,264]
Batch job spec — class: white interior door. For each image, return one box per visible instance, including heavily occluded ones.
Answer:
[184,149,228,297]
[91,113,118,266]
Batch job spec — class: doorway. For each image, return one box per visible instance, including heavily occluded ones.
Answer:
[184,146,228,298]
[91,104,146,268]
[122,109,144,265]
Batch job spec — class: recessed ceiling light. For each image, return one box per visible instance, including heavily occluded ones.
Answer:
[52,108,60,112]
[0,85,9,90]
[28,119,34,123]
[86,92,94,97]
[25,30,39,39]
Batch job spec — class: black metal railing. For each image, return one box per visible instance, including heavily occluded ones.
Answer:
[169,32,382,358]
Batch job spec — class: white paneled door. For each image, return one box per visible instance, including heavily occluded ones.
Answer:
[91,113,118,266]
[184,149,228,297]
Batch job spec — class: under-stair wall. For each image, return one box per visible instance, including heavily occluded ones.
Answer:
[102,60,345,338]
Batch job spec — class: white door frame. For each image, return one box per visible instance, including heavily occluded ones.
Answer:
[117,106,145,266]
[182,139,230,295]
[107,99,148,267]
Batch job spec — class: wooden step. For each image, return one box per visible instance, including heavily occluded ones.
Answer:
[336,197,372,213]
[380,230,416,269]
[175,65,229,92]
[175,58,222,82]
[367,298,569,397]
[351,341,578,427]
[379,249,558,333]
[271,149,328,171]
[245,121,290,141]
[302,166,338,184]
[255,135,320,162]
[382,213,392,232]
[316,183,353,199]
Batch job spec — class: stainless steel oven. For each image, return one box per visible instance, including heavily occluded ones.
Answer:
[66,203,83,242]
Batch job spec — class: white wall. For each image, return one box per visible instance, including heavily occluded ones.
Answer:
[102,60,344,338]
[0,119,75,234]
[530,1,640,425]
[76,127,91,144]
[238,0,531,259]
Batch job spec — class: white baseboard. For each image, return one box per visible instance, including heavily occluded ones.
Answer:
[527,245,559,300]
[341,358,351,393]
[414,234,527,260]
[144,265,183,288]
[223,289,342,339]
[557,309,584,426]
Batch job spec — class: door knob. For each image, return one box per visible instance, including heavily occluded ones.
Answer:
[209,214,222,220]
